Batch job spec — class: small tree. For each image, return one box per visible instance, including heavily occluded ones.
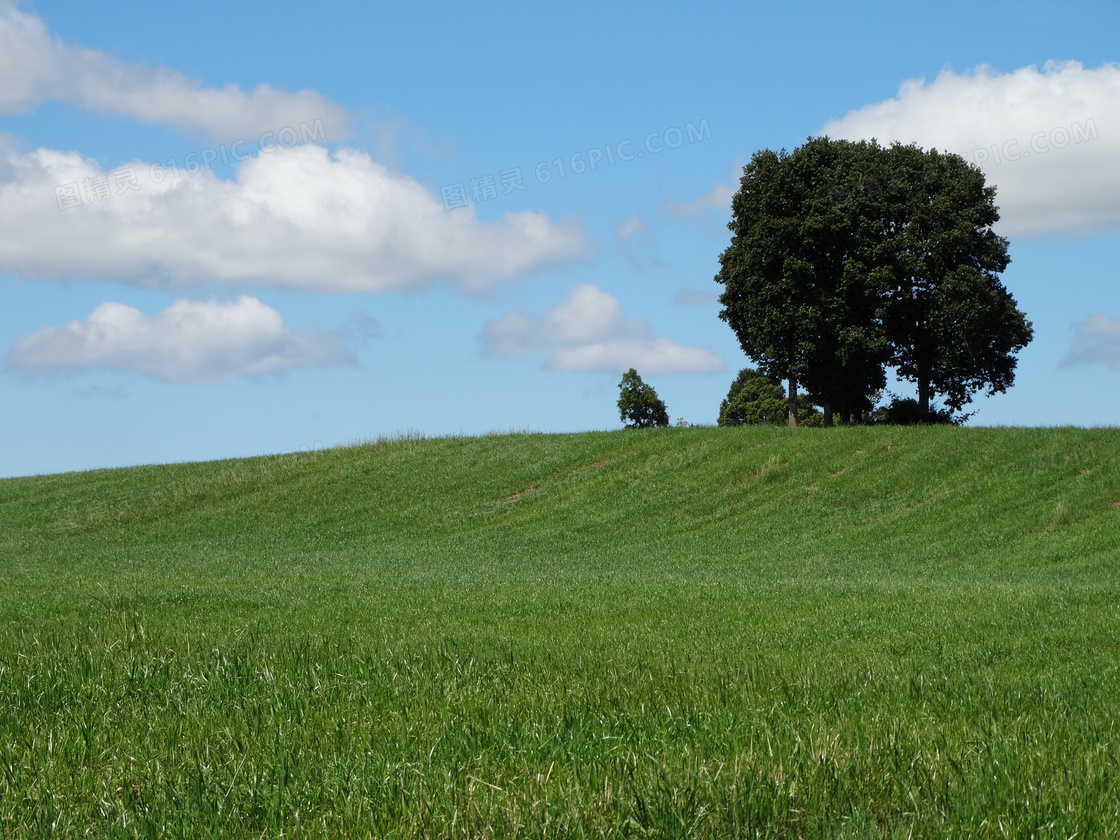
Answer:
[719,368,823,427]
[618,369,669,429]
[718,368,786,426]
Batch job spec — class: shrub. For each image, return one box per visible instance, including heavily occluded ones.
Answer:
[871,396,958,425]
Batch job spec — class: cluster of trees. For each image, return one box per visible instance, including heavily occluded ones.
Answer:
[716,367,957,427]
[617,364,958,430]
[715,137,1033,426]
[616,138,1032,430]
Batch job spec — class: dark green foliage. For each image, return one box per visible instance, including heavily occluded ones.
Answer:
[798,404,824,426]
[717,368,785,426]
[617,368,669,428]
[784,138,891,420]
[872,396,957,425]
[718,367,822,427]
[879,145,1032,413]
[715,139,889,423]
[716,137,1033,424]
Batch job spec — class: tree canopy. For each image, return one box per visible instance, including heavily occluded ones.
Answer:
[715,137,1032,425]
[718,368,822,427]
[617,369,669,429]
[877,144,1032,414]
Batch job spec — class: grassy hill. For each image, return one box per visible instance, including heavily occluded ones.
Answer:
[1,427,1119,837]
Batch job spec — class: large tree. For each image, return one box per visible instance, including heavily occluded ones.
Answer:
[715,138,887,426]
[786,138,891,425]
[878,144,1033,415]
[715,147,803,425]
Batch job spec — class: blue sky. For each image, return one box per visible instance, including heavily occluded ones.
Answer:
[2,0,1119,477]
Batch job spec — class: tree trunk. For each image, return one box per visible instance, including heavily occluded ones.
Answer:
[787,378,798,427]
[916,326,931,421]
[822,402,833,428]
[917,367,930,421]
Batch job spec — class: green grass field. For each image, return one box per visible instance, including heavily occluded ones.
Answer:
[2,426,1119,838]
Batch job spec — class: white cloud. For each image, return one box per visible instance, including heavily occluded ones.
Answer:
[0,141,588,293]
[661,182,735,218]
[673,289,718,306]
[481,284,723,374]
[616,214,649,243]
[1063,313,1120,369]
[614,212,663,270]
[0,4,349,141]
[821,61,1120,237]
[4,295,351,384]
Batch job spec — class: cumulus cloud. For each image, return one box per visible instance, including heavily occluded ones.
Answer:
[0,4,349,141]
[0,142,587,293]
[481,284,723,374]
[4,296,352,384]
[661,182,735,218]
[1063,313,1120,369]
[821,61,1120,237]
